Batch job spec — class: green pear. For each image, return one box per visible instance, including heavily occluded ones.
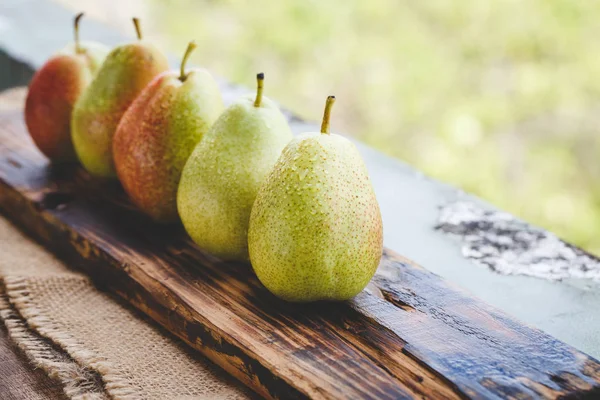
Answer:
[71,18,169,177]
[113,42,224,222]
[248,96,383,302]
[178,73,293,260]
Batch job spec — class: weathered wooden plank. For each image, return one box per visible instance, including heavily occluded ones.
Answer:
[0,92,599,399]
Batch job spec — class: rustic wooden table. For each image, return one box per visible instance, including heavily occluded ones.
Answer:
[2,0,600,361]
[0,324,66,400]
[0,90,598,398]
[1,0,600,398]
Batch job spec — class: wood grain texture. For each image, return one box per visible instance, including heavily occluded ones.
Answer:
[0,323,67,400]
[0,91,599,399]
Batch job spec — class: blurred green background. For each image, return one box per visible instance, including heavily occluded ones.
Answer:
[60,0,600,254]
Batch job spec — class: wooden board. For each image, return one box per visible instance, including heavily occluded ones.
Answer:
[0,91,599,399]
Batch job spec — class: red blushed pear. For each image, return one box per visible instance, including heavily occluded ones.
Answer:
[25,13,108,162]
[113,41,224,223]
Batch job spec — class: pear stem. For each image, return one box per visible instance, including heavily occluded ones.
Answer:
[132,18,142,40]
[74,12,84,54]
[254,73,265,107]
[180,41,197,82]
[320,95,336,134]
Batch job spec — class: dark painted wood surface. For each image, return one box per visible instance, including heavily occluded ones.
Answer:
[0,322,67,400]
[0,90,599,399]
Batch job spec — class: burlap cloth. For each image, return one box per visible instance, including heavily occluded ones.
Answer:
[0,89,252,399]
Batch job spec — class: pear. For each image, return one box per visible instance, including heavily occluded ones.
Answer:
[113,42,224,222]
[25,13,108,162]
[71,18,169,177]
[248,96,383,302]
[178,73,293,260]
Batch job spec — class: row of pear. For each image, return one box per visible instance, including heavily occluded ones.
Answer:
[25,14,383,302]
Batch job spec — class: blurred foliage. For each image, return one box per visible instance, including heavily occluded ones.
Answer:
[148,0,600,254]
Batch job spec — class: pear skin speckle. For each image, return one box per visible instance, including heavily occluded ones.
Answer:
[177,95,293,260]
[248,133,383,302]
[71,41,169,177]
[113,69,224,222]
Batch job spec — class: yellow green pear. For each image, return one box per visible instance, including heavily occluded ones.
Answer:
[248,96,383,302]
[177,73,293,260]
[71,18,169,177]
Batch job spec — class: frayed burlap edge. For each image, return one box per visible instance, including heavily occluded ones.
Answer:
[2,276,143,399]
[0,286,106,399]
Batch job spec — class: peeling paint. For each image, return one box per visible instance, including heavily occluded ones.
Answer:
[436,201,600,282]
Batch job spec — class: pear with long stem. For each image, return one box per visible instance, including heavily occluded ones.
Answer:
[71,18,169,177]
[25,13,109,162]
[178,73,293,260]
[113,41,224,222]
[248,95,383,302]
